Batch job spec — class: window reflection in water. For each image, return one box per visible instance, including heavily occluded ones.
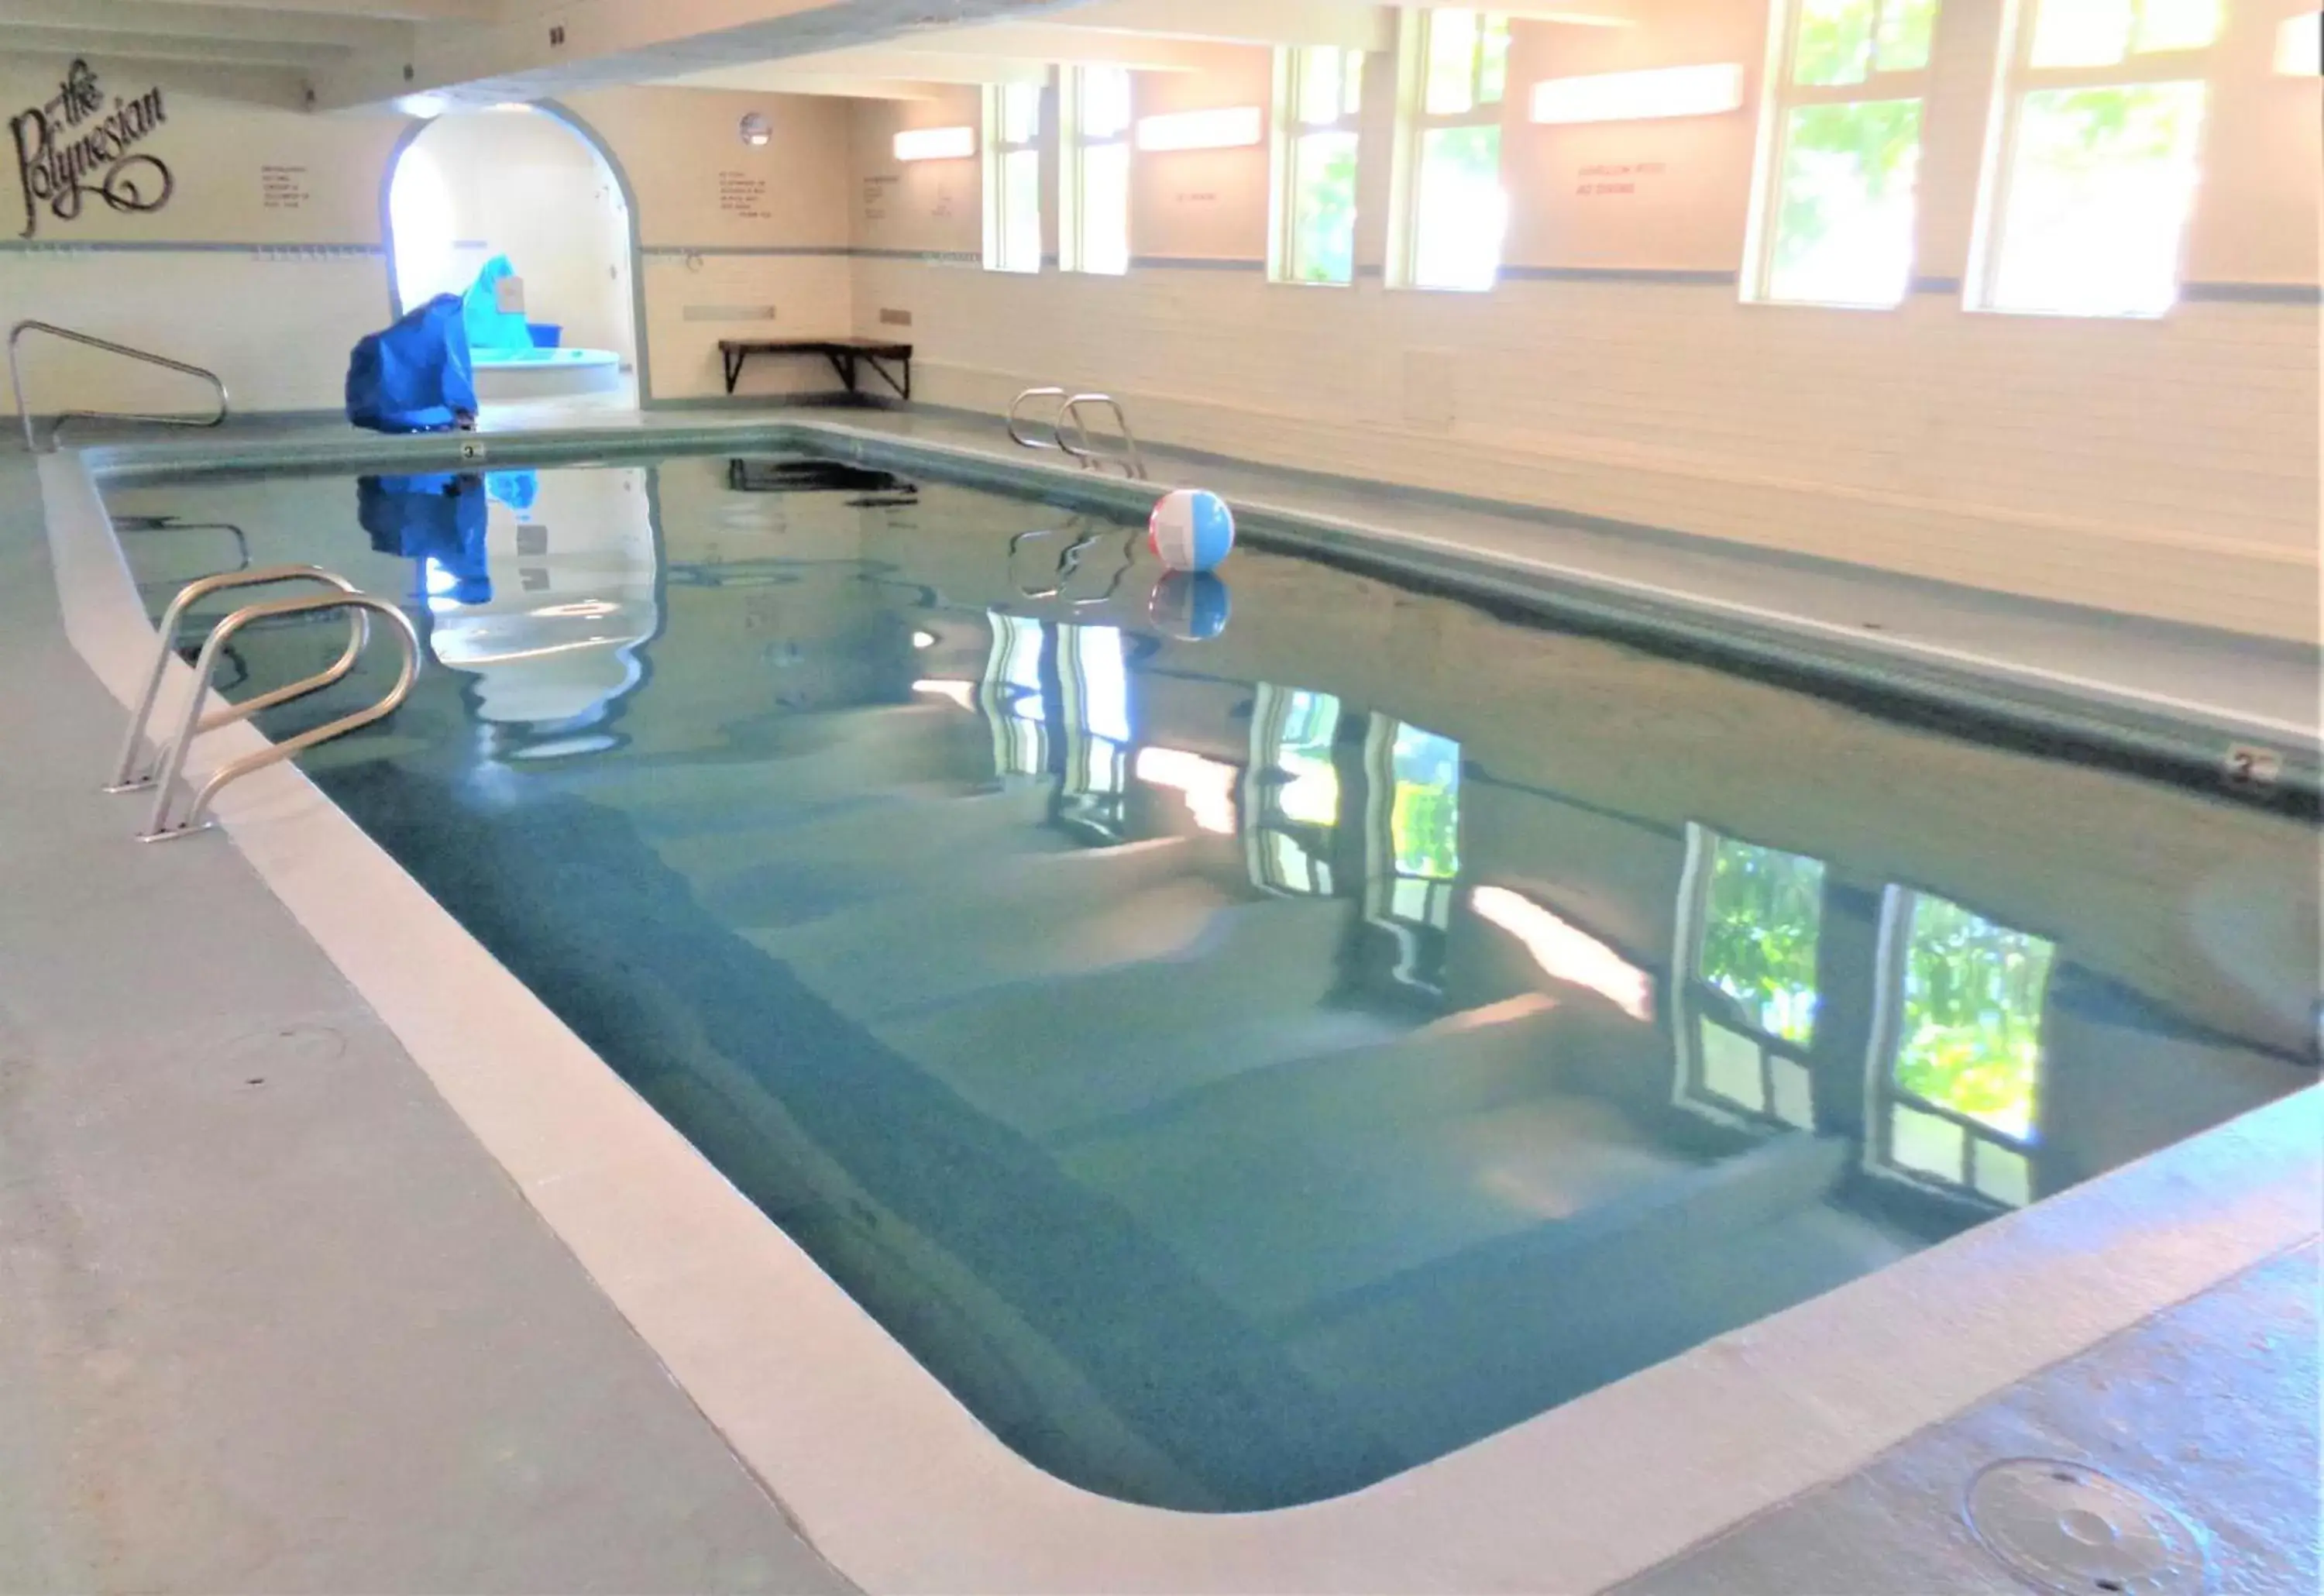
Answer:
[1363,720,1462,989]
[979,612,1048,777]
[1057,624,1133,838]
[1247,685,1343,896]
[1874,889,2053,1208]
[1676,824,1826,1130]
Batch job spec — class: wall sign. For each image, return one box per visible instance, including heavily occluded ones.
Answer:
[260,163,310,211]
[9,59,171,239]
[1575,161,1666,198]
[717,169,770,218]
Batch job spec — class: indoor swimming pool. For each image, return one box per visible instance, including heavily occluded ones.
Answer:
[103,449,2322,1514]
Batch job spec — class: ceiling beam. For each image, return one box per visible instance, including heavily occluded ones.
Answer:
[651,66,950,98]
[0,19,351,66]
[126,0,483,19]
[1037,0,1391,50]
[0,0,407,49]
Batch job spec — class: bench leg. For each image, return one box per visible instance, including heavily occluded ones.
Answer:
[862,356,910,402]
[722,347,744,394]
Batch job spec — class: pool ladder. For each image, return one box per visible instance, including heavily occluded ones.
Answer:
[107,566,421,841]
[9,319,229,453]
[1008,387,1147,480]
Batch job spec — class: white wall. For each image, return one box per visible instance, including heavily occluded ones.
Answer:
[844,0,2322,642]
[1,60,855,418]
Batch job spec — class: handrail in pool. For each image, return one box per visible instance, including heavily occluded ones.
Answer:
[134,590,421,842]
[107,564,366,793]
[1006,385,1147,480]
[1057,392,1147,480]
[9,318,229,453]
[1005,386,1068,452]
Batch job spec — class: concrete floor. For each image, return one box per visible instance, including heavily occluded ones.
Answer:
[4,408,2318,1593]
[0,449,847,1594]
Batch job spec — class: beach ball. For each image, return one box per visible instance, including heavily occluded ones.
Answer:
[1147,571,1231,641]
[1147,488,1236,573]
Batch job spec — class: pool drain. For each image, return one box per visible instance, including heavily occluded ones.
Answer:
[1965,1458,2208,1595]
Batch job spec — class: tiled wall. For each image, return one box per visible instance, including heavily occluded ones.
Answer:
[0,61,857,418]
[845,0,2322,641]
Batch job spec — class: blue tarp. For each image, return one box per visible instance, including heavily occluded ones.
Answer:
[345,294,476,434]
[462,255,534,353]
[357,472,490,605]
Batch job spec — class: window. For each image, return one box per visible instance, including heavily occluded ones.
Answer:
[1748,0,1937,307]
[1673,825,1827,1130]
[1395,9,1510,291]
[1868,888,2053,1206]
[982,81,1042,275]
[1974,0,2217,316]
[1272,45,1365,284]
[1246,685,1342,896]
[1062,66,1131,274]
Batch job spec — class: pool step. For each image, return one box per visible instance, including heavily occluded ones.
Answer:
[868,894,1352,1133]
[737,838,1232,1015]
[563,701,995,822]
[1052,996,1685,1322]
[645,786,1074,924]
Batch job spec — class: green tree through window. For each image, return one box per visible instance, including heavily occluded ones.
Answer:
[1894,895,2052,1139]
[1702,838,1824,1044]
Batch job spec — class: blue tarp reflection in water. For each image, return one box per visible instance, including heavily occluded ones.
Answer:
[357,472,490,605]
[345,294,476,434]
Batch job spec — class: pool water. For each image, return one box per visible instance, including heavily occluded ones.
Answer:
[108,451,2321,1512]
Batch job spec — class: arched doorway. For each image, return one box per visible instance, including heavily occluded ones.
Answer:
[382,104,645,411]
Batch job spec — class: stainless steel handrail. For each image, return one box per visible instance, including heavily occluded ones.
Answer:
[1008,385,1147,478]
[107,565,365,792]
[9,318,229,452]
[142,592,421,841]
[1006,386,1069,450]
[1006,520,1137,605]
[1057,393,1147,480]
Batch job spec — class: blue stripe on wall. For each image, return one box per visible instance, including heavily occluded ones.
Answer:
[0,239,382,255]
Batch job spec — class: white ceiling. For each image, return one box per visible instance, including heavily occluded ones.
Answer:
[1,0,1637,111]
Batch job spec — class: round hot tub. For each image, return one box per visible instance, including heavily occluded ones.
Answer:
[473,346,625,400]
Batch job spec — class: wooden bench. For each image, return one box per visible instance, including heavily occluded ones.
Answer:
[717,337,913,400]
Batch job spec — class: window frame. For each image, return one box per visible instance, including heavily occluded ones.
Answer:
[1269,44,1367,286]
[1965,0,2217,318]
[1388,7,1512,292]
[982,79,1044,276]
[1669,821,1828,1133]
[1061,64,1133,276]
[1742,0,1939,309]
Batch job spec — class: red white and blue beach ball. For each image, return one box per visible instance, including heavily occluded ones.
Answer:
[1147,487,1236,573]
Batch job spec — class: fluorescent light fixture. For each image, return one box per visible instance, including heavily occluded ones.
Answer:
[1134,105,1262,153]
[2278,13,2321,75]
[1470,886,1653,1023]
[1134,746,1238,834]
[1528,63,1745,125]
[893,125,975,162]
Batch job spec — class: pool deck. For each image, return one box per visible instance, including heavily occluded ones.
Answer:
[2,405,2317,1593]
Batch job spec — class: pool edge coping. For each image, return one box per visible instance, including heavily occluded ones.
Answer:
[40,439,2324,1594]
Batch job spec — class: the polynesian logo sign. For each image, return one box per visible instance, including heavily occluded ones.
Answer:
[9,59,173,240]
